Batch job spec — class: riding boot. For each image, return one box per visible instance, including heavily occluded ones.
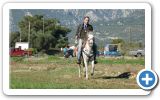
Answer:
[77,59,81,64]
[93,53,97,64]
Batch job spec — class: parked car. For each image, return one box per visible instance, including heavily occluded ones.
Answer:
[10,47,32,57]
[104,44,121,57]
[104,50,121,56]
[129,49,145,57]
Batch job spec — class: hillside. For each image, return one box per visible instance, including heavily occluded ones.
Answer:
[10,9,145,45]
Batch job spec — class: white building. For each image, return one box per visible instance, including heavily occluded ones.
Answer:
[15,42,29,50]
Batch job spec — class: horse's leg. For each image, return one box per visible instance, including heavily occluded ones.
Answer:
[82,54,86,77]
[83,55,88,80]
[85,62,88,80]
[91,60,95,76]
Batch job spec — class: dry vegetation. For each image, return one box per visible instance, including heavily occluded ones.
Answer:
[10,56,144,89]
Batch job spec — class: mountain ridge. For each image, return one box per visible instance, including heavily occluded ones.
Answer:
[10,9,145,45]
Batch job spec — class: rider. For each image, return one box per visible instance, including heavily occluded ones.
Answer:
[75,16,97,64]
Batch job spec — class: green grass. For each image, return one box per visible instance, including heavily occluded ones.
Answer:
[10,56,144,89]
[10,56,144,65]
[98,57,144,65]
[10,57,24,62]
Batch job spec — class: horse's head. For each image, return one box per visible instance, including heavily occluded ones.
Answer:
[87,33,94,47]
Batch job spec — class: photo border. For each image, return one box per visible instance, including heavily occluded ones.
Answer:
[2,2,151,95]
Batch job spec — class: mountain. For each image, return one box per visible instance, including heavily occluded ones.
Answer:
[10,9,145,46]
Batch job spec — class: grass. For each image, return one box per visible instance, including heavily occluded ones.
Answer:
[10,55,144,89]
[10,71,138,89]
[10,55,144,65]
[98,57,144,65]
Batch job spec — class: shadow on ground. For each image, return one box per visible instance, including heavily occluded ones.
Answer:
[95,72,132,79]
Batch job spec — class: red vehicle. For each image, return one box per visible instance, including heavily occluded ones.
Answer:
[10,47,32,57]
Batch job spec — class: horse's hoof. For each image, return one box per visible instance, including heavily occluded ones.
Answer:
[94,61,98,64]
[77,61,81,64]
[91,73,94,76]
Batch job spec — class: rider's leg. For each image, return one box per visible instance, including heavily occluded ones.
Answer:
[77,39,83,64]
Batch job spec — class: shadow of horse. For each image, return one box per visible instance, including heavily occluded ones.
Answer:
[96,72,133,79]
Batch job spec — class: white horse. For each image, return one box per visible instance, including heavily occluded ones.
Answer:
[79,33,95,80]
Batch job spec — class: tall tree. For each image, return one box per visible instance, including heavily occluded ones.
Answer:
[10,15,71,51]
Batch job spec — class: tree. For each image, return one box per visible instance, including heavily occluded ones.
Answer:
[55,35,69,48]
[11,15,71,51]
[10,31,20,47]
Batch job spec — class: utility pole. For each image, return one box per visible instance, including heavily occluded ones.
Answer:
[25,11,32,59]
[28,21,30,58]
[25,11,32,48]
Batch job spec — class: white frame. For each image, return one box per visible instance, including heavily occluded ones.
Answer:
[2,2,151,95]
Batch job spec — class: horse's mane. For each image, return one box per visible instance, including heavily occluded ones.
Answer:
[87,33,94,40]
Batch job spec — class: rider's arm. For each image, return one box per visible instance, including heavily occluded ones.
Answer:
[75,24,81,39]
[89,25,93,32]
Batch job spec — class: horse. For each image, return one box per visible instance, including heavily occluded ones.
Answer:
[78,33,95,80]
